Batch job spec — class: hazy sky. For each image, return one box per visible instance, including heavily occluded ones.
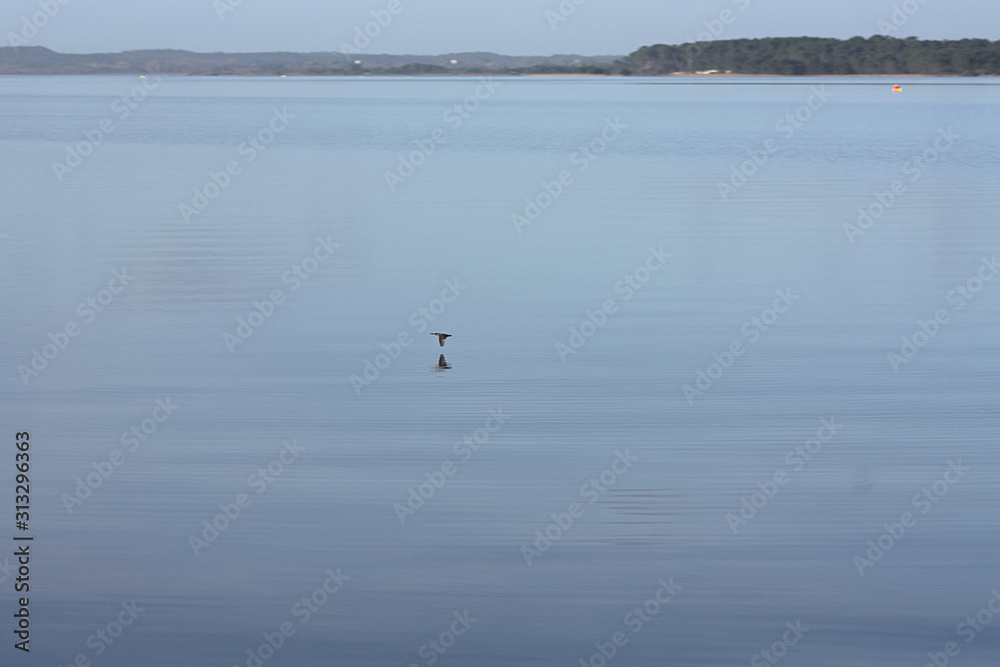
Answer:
[7,0,1000,55]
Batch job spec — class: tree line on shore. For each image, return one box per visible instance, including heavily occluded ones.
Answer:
[335,37,1000,75]
[3,37,998,76]
[616,36,1000,76]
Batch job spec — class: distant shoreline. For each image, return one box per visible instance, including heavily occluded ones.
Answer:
[1,72,994,78]
[521,72,999,78]
[3,36,999,77]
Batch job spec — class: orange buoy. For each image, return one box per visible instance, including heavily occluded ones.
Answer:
[892,84,902,92]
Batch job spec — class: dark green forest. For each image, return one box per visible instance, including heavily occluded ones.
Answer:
[618,36,1000,76]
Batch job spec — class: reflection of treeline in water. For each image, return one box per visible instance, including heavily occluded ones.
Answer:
[617,36,1000,76]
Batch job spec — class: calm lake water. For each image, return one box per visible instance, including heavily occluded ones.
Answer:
[2,75,999,666]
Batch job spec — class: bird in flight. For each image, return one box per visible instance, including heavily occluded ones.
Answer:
[430,333,451,347]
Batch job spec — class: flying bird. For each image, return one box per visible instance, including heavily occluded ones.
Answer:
[430,333,451,347]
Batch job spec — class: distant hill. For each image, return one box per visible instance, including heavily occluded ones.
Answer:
[4,37,999,76]
[0,47,621,75]
[620,36,1000,76]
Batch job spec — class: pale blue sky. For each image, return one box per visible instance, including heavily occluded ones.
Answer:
[6,0,999,55]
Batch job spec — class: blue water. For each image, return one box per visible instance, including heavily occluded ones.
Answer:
[1,75,999,666]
